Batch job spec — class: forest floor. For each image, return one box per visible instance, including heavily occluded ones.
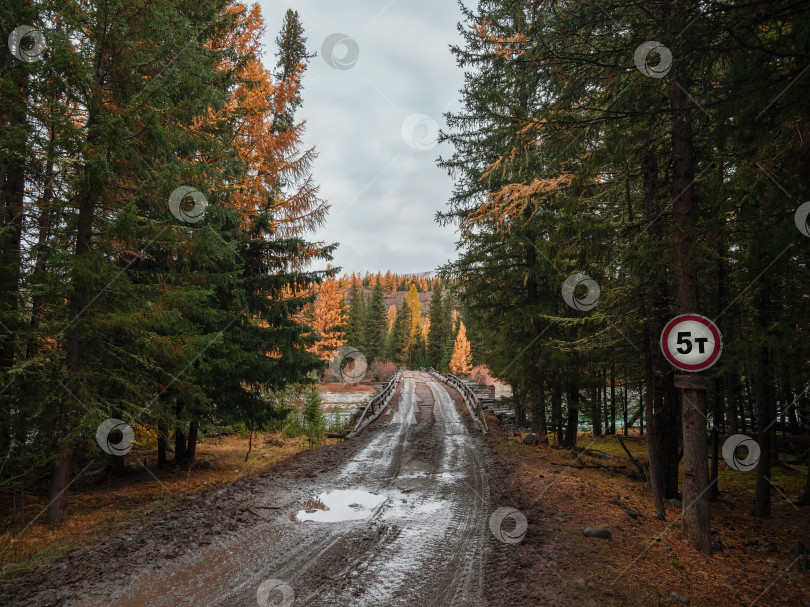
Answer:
[488,422,810,606]
[0,431,324,580]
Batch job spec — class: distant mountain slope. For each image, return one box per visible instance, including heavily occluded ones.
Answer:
[346,286,435,313]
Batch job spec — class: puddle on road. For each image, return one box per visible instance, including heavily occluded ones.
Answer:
[295,489,387,522]
[295,488,449,523]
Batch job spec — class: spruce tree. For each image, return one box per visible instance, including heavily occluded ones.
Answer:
[345,284,367,352]
[364,282,387,361]
[43,0,248,521]
[439,316,460,373]
[273,9,313,132]
[426,286,446,367]
[389,299,412,365]
[412,331,428,369]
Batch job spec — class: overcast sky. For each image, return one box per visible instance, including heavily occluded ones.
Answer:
[257,0,468,275]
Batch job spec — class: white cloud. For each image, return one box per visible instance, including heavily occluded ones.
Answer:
[258,0,466,274]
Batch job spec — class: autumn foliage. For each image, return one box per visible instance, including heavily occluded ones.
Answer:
[449,321,473,375]
[302,277,347,361]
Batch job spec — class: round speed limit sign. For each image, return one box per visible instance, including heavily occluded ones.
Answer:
[660,314,722,372]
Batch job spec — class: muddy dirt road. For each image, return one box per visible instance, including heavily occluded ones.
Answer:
[0,372,497,607]
[120,370,492,606]
[2,371,594,606]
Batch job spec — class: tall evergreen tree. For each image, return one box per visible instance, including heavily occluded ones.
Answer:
[439,315,460,373]
[439,0,810,548]
[273,9,313,132]
[345,283,367,351]
[364,282,387,361]
[0,1,335,522]
[388,299,412,365]
[427,286,446,367]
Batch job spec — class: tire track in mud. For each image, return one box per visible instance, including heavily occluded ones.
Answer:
[269,373,492,607]
[427,381,490,607]
[336,377,488,607]
[159,371,492,607]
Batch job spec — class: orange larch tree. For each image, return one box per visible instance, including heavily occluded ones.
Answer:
[449,321,473,376]
[305,278,347,361]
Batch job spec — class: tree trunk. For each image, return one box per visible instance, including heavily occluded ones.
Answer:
[0,146,24,368]
[659,373,681,499]
[753,286,772,518]
[602,372,609,434]
[47,188,96,522]
[565,366,579,448]
[786,384,800,436]
[44,31,113,522]
[525,235,546,441]
[670,72,711,553]
[0,51,27,470]
[514,394,524,429]
[532,370,547,443]
[592,369,602,437]
[157,419,168,469]
[725,371,739,435]
[717,240,738,438]
[709,427,720,502]
[709,382,722,501]
[185,421,199,463]
[799,452,810,507]
[640,134,678,473]
[770,381,779,465]
[0,80,26,516]
[742,370,753,434]
[46,126,102,522]
[552,380,563,445]
[623,383,629,436]
[174,424,187,464]
[643,317,666,519]
[639,129,670,516]
[610,367,616,434]
[639,381,644,436]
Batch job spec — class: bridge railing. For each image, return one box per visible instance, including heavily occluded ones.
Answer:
[426,368,488,433]
[344,367,403,438]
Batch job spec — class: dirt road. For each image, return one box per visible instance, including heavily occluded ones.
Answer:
[119,370,493,606]
[2,371,596,606]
